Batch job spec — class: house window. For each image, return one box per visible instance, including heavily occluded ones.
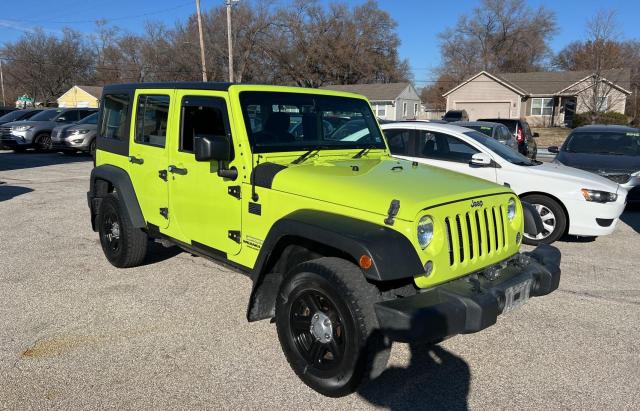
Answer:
[531,98,553,116]
[414,103,419,117]
[403,102,407,117]
[596,96,609,111]
[376,104,386,118]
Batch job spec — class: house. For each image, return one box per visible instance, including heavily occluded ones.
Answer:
[57,85,103,108]
[321,82,421,121]
[443,69,631,126]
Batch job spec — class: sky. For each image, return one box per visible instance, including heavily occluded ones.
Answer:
[1,0,639,87]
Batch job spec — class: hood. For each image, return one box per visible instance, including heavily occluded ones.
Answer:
[557,151,640,174]
[268,156,511,221]
[67,123,97,131]
[4,120,56,128]
[53,123,75,133]
[527,162,620,192]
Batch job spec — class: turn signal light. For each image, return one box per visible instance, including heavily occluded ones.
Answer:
[359,255,373,270]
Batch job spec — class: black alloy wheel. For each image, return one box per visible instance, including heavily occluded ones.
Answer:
[35,133,52,151]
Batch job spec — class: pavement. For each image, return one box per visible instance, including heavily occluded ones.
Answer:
[1,150,639,410]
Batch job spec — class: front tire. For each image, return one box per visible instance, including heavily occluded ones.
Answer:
[97,194,148,268]
[275,257,390,397]
[34,133,52,152]
[522,194,567,245]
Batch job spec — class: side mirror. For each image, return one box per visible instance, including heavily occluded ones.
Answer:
[194,135,232,162]
[56,117,66,122]
[548,146,559,154]
[533,132,540,138]
[469,152,493,167]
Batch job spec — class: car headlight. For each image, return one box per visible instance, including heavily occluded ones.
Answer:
[417,215,434,249]
[581,189,617,203]
[70,129,90,135]
[12,125,33,131]
[507,198,517,221]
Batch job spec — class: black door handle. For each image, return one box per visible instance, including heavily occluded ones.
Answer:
[128,156,144,164]
[168,165,188,175]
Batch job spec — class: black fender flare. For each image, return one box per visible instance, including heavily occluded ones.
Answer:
[521,201,543,236]
[88,164,145,229]
[246,210,424,321]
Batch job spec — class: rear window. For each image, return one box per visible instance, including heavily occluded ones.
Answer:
[99,94,131,140]
[481,119,517,133]
[464,125,493,137]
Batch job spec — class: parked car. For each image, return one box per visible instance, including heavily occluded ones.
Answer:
[0,109,41,126]
[51,112,99,155]
[88,82,560,397]
[0,107,15,116]
[0,107,97,152]
[382,122,627,245]
[454,121,518,151]
[479,118,538,160]
[442,109,469,122]
[551,125,640,203]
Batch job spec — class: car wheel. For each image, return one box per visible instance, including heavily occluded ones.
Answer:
[34,133,52,152]
[97,194,148,268]
[275,257,390,397]
[522,194,567,245]
[89,139,96,157]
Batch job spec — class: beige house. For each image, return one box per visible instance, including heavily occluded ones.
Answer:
[443,69,631,126]
[57,85,103,108]
[322,82,422,121]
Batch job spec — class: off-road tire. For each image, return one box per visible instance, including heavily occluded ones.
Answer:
[275,257,390,397]
[522,194,567,245]
[97,194,147,268]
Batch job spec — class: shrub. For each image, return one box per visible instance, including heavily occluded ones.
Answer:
[572,111,630,128]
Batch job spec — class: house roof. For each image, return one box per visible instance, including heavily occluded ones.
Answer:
[321,82,412,101]
[76,85,104,98]
[499,69,631,96]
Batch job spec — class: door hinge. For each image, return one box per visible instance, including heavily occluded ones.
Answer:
[228,230,241,243]
[159,208,169,219]
[158,169,168,181]
[228,185,241,199]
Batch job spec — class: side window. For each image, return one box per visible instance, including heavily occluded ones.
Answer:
[180,96,231,158]
[100,94,131,140]
[79,109,94,119]
[135,95,170,147]
[384,128,413,156]
[417,131,479,163]
[522,122,532,138]
[61,110,79,122]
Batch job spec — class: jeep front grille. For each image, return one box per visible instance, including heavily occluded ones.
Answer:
[444,205,508,266]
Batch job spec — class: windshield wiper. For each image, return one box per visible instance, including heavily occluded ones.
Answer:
[353,145,378,159]
[291,149,317,165]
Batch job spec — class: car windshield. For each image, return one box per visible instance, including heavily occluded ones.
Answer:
[0,110,28,122]
[29,109,62,121]
[240,91,385,153]
[78,112,98,125]
[465,131,536,166]
[564,131,640,156]
[464,125,494,137]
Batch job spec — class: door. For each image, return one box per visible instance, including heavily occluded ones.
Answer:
[563,99,577,127]
[128,91,172,229]
[167,92,242,255]
[413,130,498,182]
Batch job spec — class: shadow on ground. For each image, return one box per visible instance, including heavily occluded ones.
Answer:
[142,242,183,266]
[620,206,640,234]
[0,150,90,172]
[359,343,470,410]
[0,185,33,202]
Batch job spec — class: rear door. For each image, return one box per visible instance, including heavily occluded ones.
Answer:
[127,90,173,229]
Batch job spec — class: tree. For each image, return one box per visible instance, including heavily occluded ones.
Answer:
[420,74,457,110]
[1,29,94,105]
[436,0,557,81]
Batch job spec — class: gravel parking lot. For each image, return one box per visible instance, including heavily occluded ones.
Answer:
[1,151,639,410]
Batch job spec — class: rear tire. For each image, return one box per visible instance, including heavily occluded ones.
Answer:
[522,194,567,245]
[275,257,390,397]
[97,194,148,268]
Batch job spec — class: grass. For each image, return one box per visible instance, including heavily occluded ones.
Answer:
[532,127,570,148]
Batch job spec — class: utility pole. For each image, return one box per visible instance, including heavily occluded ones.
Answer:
[226,0,239,83]
[195,0,208,82]
[0,59,5,107]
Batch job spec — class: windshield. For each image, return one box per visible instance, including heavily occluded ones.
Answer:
[29,109,62,122]
[564,131,640,156]
[465,131,536,166]
[78,112,98,125]
[0,110,28,122]
[240,92,385,153]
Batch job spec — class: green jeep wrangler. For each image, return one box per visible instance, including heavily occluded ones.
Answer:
[88,82,561,397]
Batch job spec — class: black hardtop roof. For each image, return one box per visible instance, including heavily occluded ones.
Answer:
[103,82,234,94]
[478,118,520,123]
[572,124,639,133]
[454,121,504,127]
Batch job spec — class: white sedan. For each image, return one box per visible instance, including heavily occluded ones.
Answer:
[381,122,628,245]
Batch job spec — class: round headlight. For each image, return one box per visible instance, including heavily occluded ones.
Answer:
[417,215,434,249]
[507,198,516,221]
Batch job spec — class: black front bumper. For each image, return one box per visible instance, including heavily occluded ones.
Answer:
[375,245,561,343]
